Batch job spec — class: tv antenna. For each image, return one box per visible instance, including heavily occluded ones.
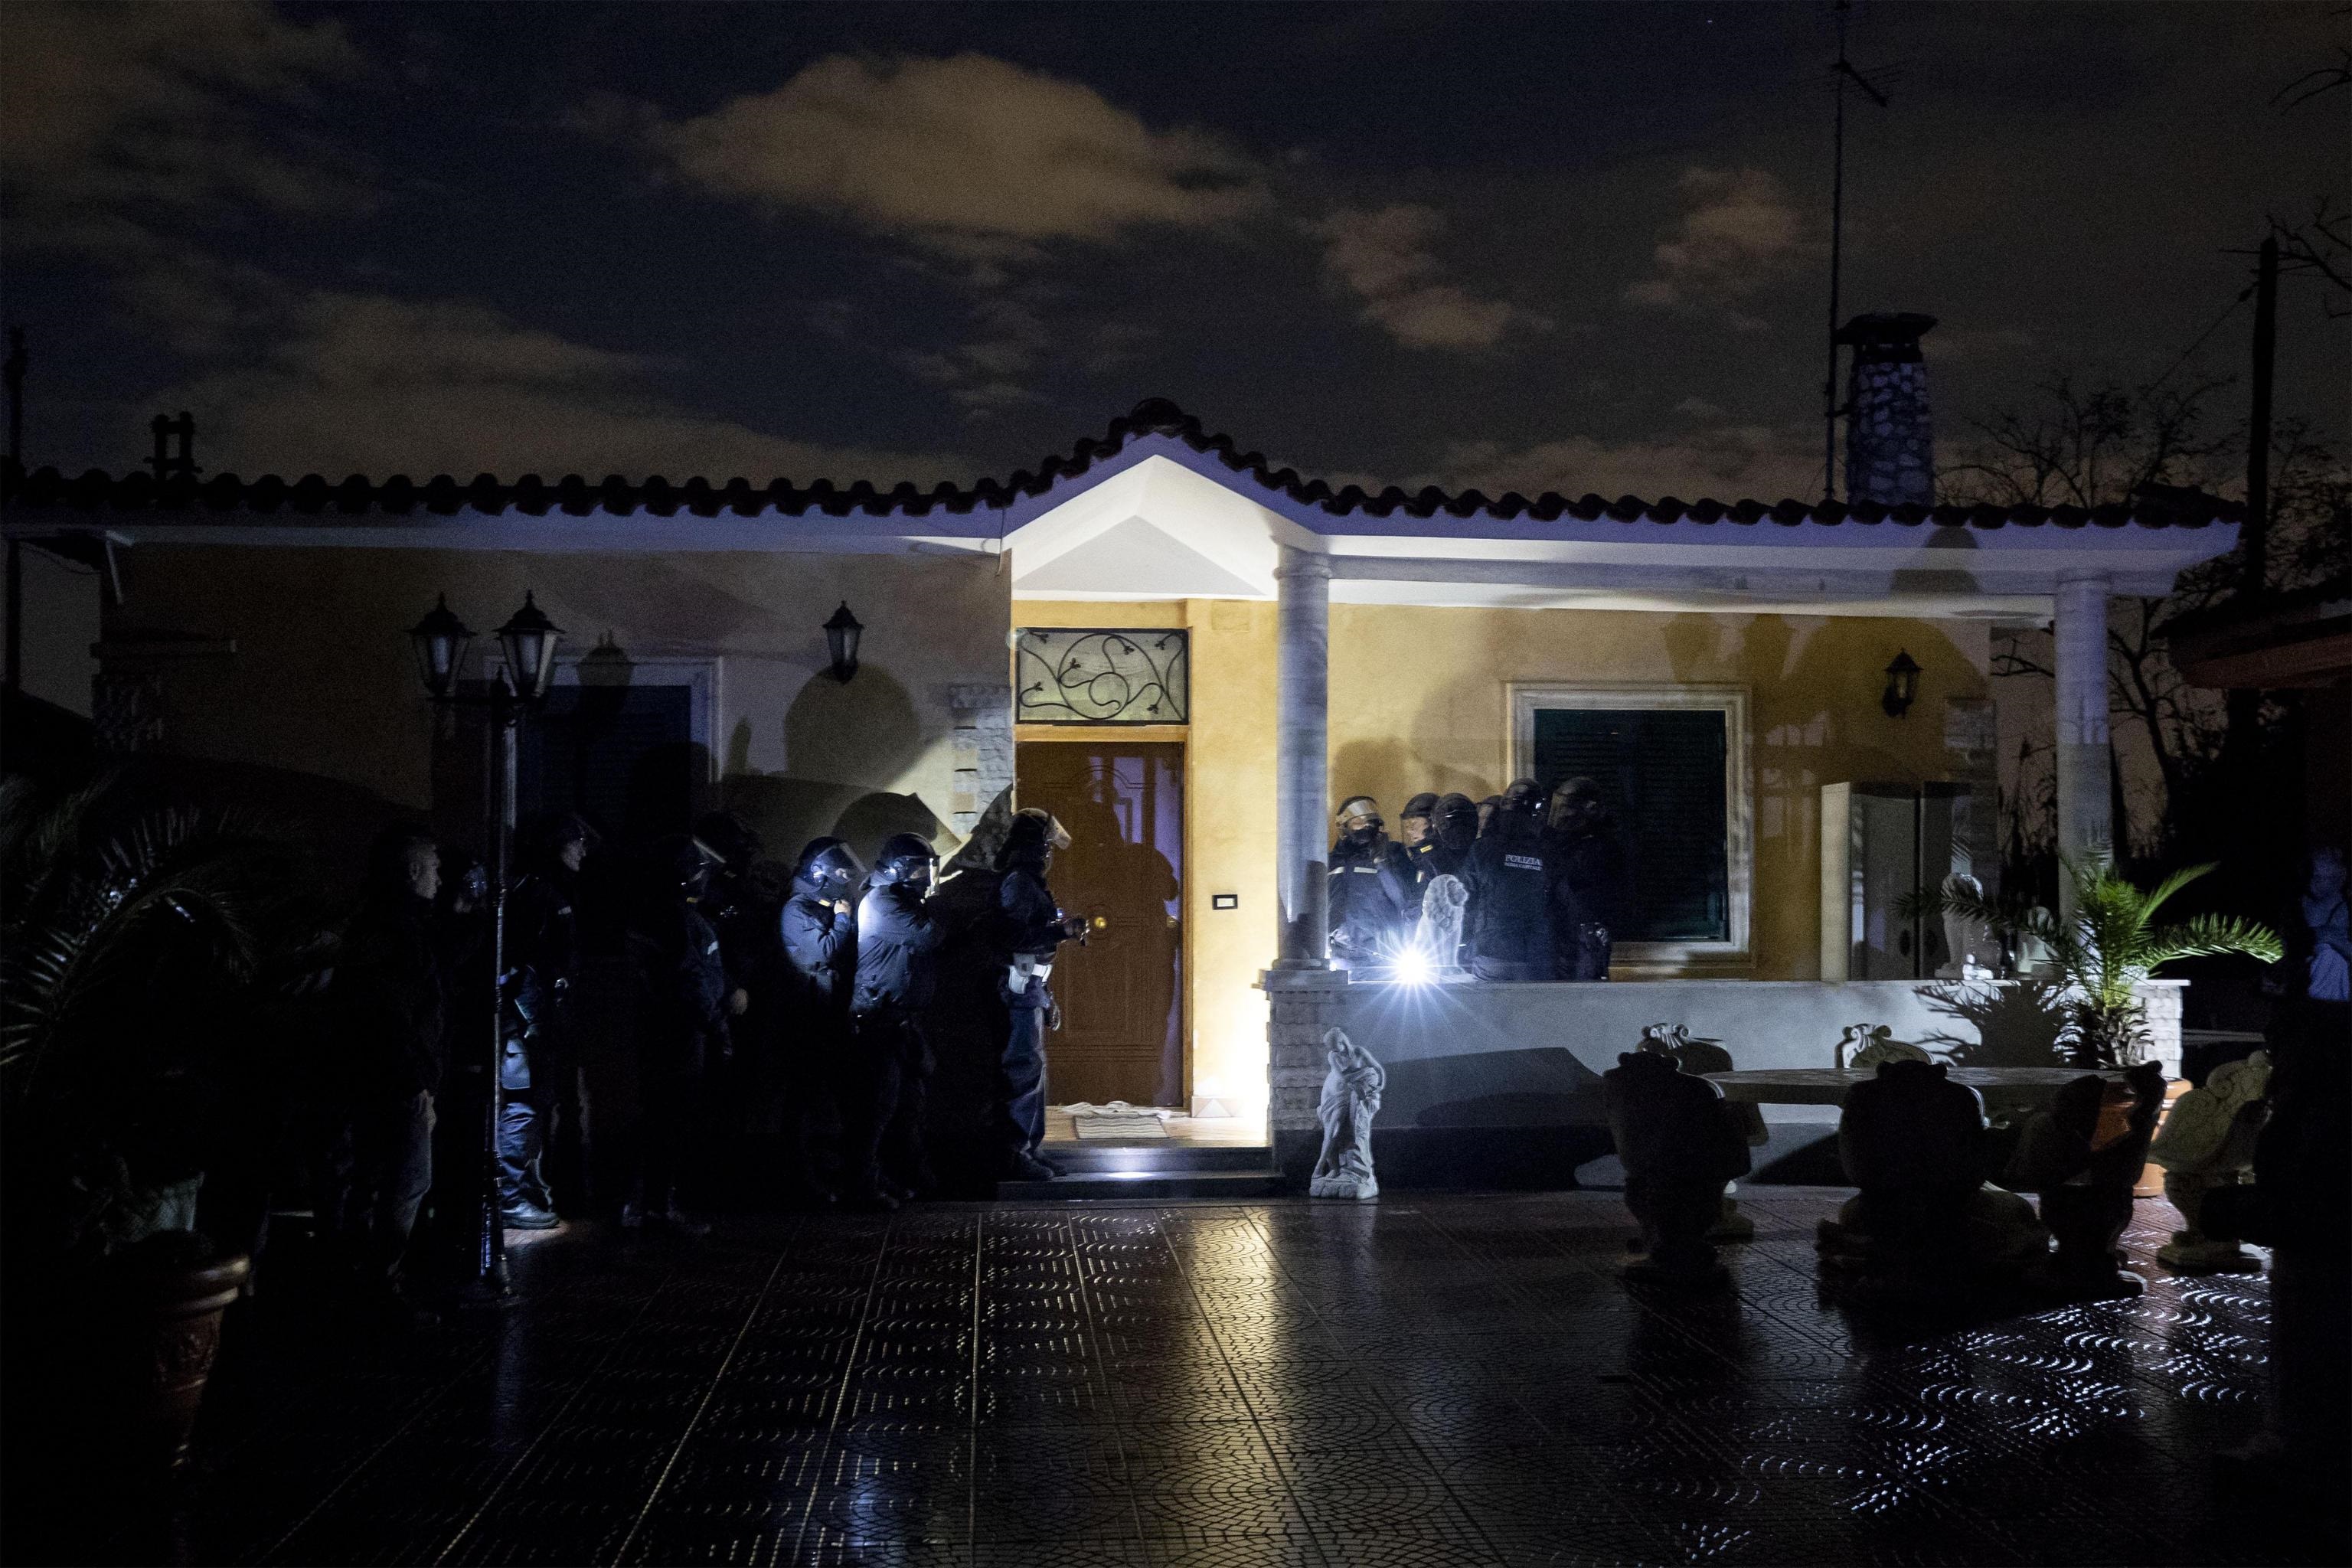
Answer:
[1821,0,1890,504]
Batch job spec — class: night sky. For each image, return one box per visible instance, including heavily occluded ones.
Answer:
[3,2,2344,501]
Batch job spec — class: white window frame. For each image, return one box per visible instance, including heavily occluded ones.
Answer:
[1505,681,1753,972]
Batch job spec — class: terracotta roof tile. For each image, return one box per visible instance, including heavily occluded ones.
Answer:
[1,398,2239,531]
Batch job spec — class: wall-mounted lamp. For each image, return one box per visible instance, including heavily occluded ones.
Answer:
[1882,649,1922,718]
[824,601,864,684]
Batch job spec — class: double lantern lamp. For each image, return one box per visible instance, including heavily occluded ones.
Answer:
[407,590,564,702]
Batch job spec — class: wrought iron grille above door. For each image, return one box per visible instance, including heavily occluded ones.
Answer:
[1015,629,1188,724]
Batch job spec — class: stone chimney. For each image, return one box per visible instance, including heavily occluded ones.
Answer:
[1836,312,1937,507]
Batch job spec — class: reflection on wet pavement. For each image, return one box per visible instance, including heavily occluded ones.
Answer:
[68,1190,2351,1565]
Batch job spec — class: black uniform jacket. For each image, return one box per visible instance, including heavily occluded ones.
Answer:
[779,887,857,1020]
[1328,835,1416,958]
[852,883,946,1018]
[1464,828,1553,972]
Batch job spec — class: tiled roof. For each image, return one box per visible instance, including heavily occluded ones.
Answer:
[0,398,2239,531]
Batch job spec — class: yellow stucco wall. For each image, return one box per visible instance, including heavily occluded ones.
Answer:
[1013,599,1991,1115]
[116,546,1010,867]
[1327,605,1994,979]
[1014,599,1278,1119]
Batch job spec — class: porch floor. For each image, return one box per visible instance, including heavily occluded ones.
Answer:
[13,1190,2341,1566]
[1044,1105,1269,1150]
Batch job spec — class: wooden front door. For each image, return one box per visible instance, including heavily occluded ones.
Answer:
[1014,740,1183,1108]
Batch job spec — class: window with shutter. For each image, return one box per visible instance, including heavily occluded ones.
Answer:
[1509,684,1752,967]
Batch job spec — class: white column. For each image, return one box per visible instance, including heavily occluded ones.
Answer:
[1275,546,1331,967]
[2053,570,2112,905]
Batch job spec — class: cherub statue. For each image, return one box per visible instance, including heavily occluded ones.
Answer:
[2008,1063,2170,1299]
[1635,1024,1760,1240]
[1837,1024,1931,1071]
[1603,1051,1752,1285]
[1310,1027,1385,1200]
[1636,1022,1733,1077]
[1413,874,1470,975]
[2150,1052,2272,1275]
[1816,1057,2043,1298]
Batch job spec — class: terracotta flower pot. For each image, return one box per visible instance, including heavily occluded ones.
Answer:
[66,1236,253,1480]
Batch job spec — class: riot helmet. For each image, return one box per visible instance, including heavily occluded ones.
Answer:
[1334,795,1384,844]
[694,811,761,874]
[795,836,866,896]
[1399,792,1439,848]
[648,832,717,901]
[873,832,938,891]
[1548,776,1606,834]
[1436,792,1478,853]
[521,809,596,874]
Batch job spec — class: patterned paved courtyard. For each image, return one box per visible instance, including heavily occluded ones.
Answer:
[61,1190,2351,1566]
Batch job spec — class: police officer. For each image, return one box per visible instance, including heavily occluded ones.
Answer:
[1435,793,1480,867]
[1328,795,1416,967]
[1464,779,1554,982]
[1546,777,1628,981]
[848,833,947,1210]
[696,812,783,1199]
[992,809,1089,1182]
[499,812,591,1229]
[779,838,863,1204]
[325,823,448,1304]
[1399,791,1468,895]
[622,835,735,1233]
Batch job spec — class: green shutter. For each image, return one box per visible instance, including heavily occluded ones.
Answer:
[1530,707,1729,942]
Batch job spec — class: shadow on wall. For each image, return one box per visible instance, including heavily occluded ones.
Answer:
[711,665,946,867]
[786,665,925,786]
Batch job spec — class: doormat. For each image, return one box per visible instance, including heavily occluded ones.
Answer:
[1070,1113,1171,1141]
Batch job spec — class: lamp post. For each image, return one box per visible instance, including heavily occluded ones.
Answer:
[405,590,563,1300]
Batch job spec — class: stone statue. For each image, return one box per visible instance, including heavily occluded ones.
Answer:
[1936,873,1994,979]
[2007,1063,2170,1299]
[1309,1027,1385,1200]
[1836,1024,1932,1070]
[1635,1024,1761,1241]
[2150,1052,2272,1275]
[1603,1050,1752,1285]
[1818,1058,2047,1298]
[1411,872,1471,978]
[2012,907,2056,977]
[1636,1022,1732,1076]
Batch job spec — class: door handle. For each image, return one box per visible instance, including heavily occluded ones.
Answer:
[1091,915,1109,931]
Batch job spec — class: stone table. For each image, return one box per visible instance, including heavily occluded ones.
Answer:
[1707,1066,2131,1115]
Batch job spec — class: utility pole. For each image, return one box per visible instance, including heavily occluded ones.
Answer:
[2243,235,2278,599]
[1822,1,1890,505]
[4,330,21,697]
[4,327,24,470]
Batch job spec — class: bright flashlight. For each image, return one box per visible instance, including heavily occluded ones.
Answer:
[1394,946,1433,986]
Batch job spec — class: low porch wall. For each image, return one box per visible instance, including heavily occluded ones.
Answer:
[1265,972,2185,1189]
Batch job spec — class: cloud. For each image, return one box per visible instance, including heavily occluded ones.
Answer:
[1312,204,1548,350]
[1625,167,1811,328]
[1425,423,1820,502]
[0,0,358,222]
[155,290,967,482]
[894,289,1054,414]
[648,53,1260,247]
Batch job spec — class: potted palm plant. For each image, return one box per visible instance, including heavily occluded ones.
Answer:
[1,774,333,1491]
[1936,853,2282,1069]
